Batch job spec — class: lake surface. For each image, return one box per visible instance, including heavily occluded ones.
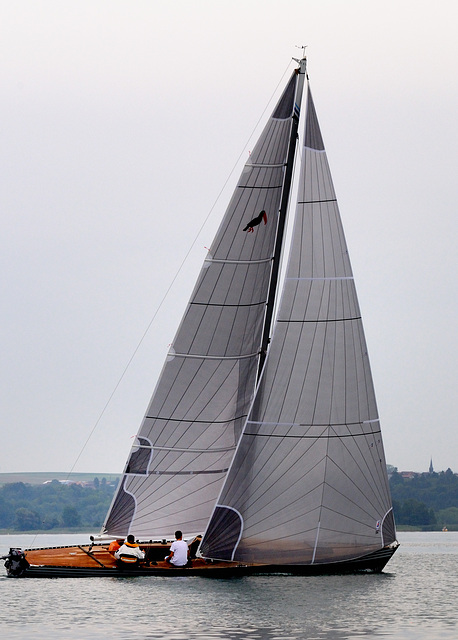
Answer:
[1,532,457,639]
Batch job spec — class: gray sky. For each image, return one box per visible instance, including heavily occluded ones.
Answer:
[2,0,457,474]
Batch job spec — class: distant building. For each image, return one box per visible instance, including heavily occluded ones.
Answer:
[429,458,434,473]
[400,471,418,479]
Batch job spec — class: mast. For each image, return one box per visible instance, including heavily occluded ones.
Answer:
[258,57,307,377]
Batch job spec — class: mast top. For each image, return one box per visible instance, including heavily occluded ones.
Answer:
[292,45,307,74]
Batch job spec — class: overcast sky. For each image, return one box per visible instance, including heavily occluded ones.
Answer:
[2,0,457,475]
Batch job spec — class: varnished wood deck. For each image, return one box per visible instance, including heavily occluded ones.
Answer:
[22,543,243,576]
[11,542,398,578]
[25,544,119,568]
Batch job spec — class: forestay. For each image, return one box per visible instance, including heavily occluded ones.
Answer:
[103,69,303,538]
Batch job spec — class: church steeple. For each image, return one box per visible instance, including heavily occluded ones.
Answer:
[429,458,434,473]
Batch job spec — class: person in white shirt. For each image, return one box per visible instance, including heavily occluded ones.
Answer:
[165,531,189,567]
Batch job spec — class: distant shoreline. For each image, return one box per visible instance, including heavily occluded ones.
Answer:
[0,472,121,486]
[0,528,95,535]
[1,527,456,536]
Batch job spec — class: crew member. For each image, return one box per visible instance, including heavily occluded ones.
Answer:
[115,534,145,563]
[165,530,189,567]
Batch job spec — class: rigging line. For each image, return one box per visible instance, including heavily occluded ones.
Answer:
[64,61,294,478]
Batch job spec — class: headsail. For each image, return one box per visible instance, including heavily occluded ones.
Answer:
[200,81,396,564]
[103,65,306,538]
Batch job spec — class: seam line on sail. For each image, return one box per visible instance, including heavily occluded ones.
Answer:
[247,419,379,427]
[298,198,337,203]
[204,257,272,264]
[303,146,327,153]
[145,415,248,424]
[169,351,260,360]
[245,162,287,168]
[191,300,267,308]
[285,276,354,281]
[277,316,362,323]
[237,184,283,190]
[131,444,236,453]
[151,469,228,475]
[311,521,321,564]
[243,430,382,439]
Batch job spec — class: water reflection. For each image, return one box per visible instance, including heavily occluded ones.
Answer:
[1,533,458,639]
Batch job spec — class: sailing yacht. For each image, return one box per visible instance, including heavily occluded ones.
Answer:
[4,55,398,577]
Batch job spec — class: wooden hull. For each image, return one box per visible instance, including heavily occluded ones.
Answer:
[5,542,399,578]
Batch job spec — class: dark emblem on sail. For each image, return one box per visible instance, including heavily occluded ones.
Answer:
[200,506,242,560]
[243,210,267,233]
[125,437,152,475]
[381,509,396,546]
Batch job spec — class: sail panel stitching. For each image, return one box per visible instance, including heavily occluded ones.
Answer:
[343,304,392,506]
[247,419,379,427]
[237,184,283,190]
[324,438,389,517]
[298,198,337,203]
[303,146,327,153]
[277,316,362,323]
[245,162,287,168]
[204,257,272,264]
[145,415,248,424]
[190,300,267,308]
[311,521,321,564]
[325,427,389,514]
[243,430,382,439]
[169,351,260,360]
[151,469,228,475]
[131,444,236,453]
[333,421,391,513]
[285,276,354,281]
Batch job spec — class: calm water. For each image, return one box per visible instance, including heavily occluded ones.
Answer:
[1,532,457,639]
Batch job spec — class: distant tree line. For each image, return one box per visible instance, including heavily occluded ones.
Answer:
[0,479,117,531]
[389,468,458,529]
[1,469,458,531]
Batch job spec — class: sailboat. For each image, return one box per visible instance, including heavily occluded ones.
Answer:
[4,55,398,578]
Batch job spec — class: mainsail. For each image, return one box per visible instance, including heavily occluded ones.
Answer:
[103,65,306,538]
[200,81,396,564]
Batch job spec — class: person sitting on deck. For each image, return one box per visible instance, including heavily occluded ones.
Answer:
[108,539,124,556]
[115,535,145,565]
[165,531,189,567]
